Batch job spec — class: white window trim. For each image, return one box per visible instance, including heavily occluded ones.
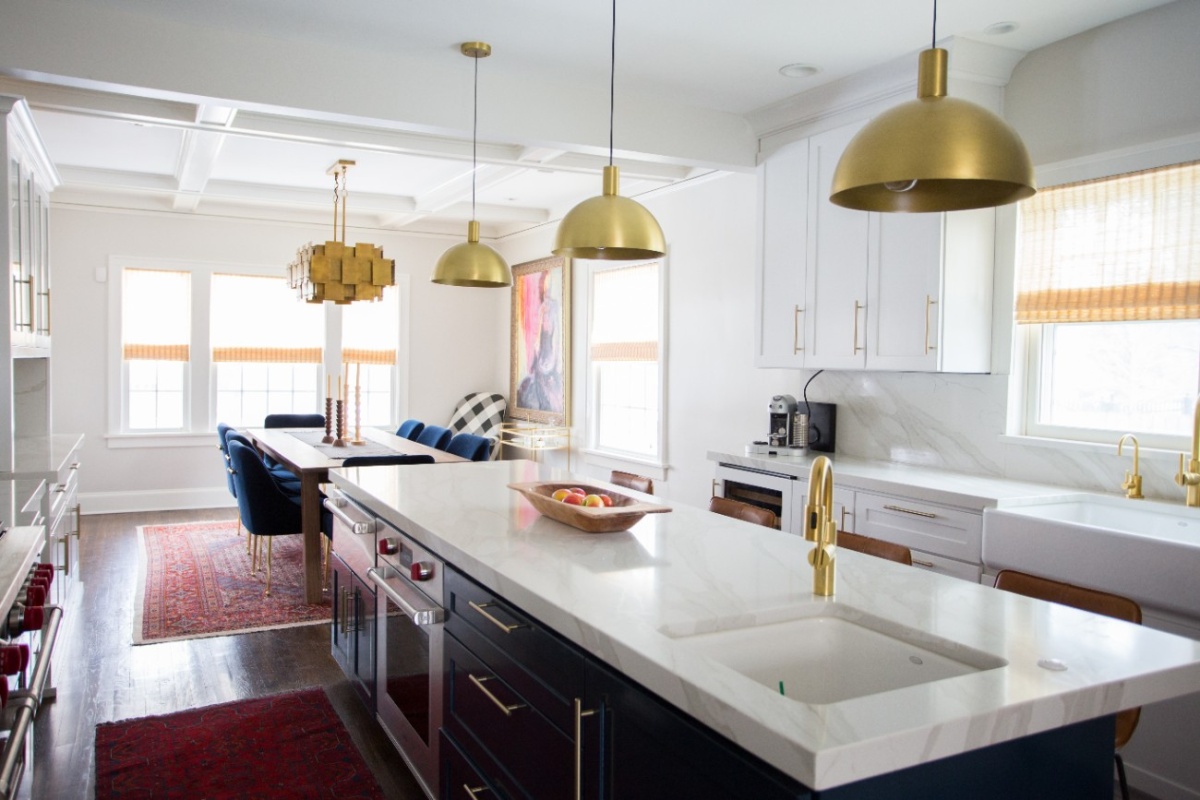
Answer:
[1006,136,1200,453]
[106,256,411,446]
[584,255,669,470]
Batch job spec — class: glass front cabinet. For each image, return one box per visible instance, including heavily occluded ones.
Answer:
[1,95,59,355]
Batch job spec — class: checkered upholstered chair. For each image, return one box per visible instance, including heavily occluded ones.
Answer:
[448,392,506,460]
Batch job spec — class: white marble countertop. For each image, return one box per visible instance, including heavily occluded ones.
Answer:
[331,459,1200,790]
[10,433,84,481]
[709,447,1078,511]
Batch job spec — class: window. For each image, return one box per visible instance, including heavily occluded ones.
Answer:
[586,260,666,462]
[121,268,190,430]
[109,257,409,440]
[1014,160,1200,448]
[210,273,324,426]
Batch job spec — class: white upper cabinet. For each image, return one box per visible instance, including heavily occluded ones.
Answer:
[756,118,995,373]
[755,138,808,368]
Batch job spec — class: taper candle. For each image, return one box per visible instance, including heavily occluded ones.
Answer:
[326,374,331,400]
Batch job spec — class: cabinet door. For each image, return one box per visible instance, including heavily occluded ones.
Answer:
[756,140,809,368]
[866,213,944,371]
[832,486,856,533]
[805,121,870,370]
[352,570,376,707]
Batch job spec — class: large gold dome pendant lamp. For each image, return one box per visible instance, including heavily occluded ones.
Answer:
[553,0,666,260]
[830,5,1035,213]
[432,41,512,288]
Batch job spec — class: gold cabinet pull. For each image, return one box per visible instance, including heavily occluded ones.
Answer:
[463,784,491,799]
[468,674,526,716]
[793,305,804,354]
[912,558,936,568]
[882,504,937,519]
[853,301,864,354]
[468,600,524,634]
[839,507,853,531]
[924,295,938,354]
[574,698,597,800]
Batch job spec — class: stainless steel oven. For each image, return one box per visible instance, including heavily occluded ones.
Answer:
[368,523,445,800]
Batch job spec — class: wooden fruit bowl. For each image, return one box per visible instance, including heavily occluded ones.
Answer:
[508,481,671,533]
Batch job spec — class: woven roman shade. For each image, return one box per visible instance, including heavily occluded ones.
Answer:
[589,261,660,361]
[1015,160,1200,324]
[341,347,397,366]
[211,347,323,363]
[123,268,190,361]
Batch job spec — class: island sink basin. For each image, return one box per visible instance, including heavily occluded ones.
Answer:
[665,606,1006,705]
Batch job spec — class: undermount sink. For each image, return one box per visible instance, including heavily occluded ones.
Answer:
[984,494,1200,618]
[664,605,1006,705]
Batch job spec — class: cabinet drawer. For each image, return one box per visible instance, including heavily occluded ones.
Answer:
[854,492,982,564]
[441,730,509,800]
[909,549,983,583]
[446,566,584,732]
[445,632,572,799]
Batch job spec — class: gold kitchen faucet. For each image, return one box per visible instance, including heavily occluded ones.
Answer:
[804,456,838,597]
[1176,398,1200,508]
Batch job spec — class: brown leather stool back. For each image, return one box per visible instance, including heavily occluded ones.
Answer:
[611,470,653,495]
[708,496,778,529]
[837,531,912,565]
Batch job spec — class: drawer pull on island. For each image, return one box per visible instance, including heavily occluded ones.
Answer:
[468,674,526,716]
[574,698,597,800]
[463,784,491,799]
[468,600,525,633]
[883,504,937,519]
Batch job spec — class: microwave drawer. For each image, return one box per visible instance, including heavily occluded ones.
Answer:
[444,631,573,800]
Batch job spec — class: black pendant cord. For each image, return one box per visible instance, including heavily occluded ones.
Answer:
[931,0,938,49]
[608,0,616,167]
[472,52,479,220]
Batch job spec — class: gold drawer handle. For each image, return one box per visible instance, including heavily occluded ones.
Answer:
[468,600,524,633]
[912,558,936,568]
[463,784,491,799]
[853,300,864,354]
[924,295,938,354]
[574,698,597,800]
[468,674,526,717]
[882,504,937,519]
[793,305,804,354]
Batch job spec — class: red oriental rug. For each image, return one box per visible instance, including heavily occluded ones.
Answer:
[134,519,330,644]
[94,688,386,799]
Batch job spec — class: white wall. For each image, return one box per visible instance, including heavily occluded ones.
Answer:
[51,205,504,511]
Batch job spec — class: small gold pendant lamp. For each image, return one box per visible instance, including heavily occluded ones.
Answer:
[432,42,512,288]
[553,0,666,260]
[830,1,1036,213]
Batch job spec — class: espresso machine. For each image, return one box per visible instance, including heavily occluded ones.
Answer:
[768,395,801,448]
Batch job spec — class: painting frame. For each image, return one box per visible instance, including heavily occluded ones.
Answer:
[509,256,571,426]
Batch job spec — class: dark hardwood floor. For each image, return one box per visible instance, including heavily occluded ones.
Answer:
[31,507,427,799]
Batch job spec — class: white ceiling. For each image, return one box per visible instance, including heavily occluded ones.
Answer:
[0,0,1178,240]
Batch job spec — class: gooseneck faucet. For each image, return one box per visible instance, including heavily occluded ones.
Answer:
[1117,434,1144,500]
[804,455,838,597]
[1176,397,1200,508]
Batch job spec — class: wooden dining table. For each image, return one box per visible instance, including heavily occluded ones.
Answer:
[245,426,466,603]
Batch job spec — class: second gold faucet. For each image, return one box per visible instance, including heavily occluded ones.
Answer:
[1117,434,1144,500]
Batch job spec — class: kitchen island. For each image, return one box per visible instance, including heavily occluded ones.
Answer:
[330,458,1200,796]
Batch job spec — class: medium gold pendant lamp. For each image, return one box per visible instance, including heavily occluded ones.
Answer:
[829,0,1036,213]
[432,42,512,288]
[553,0,666,260]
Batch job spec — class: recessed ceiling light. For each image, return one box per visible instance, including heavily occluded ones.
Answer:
[983,21,1019,36]
[779,63,820,79]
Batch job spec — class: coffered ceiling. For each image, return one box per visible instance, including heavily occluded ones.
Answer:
[0,0,1178,240]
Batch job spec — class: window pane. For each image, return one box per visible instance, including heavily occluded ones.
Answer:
[211,273,323,349]
[214,363,320,426]
[123,269,189,347]
[126,362,186,430]
[343,293,398,427]
[595,362,658,456]
[1039,320,1200,435]
[592,264,659,344]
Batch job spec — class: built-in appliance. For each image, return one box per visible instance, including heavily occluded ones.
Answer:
[369,519,445,800]
[713,464,795,531]
[0,525,64,800]
[323,488,378,710]
[805,401,837,454]
[768,395,799,447]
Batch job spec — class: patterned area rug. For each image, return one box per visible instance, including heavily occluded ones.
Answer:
[134,519,330,644]
[95,688,386,799]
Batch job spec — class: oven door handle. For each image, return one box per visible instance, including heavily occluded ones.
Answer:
[367,567,444,626]
[323,493,376,536]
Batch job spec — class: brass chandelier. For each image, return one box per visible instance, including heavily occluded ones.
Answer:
[432,42,512,288]
[288,160,396,303]
[553,0,666,260]
[829,0,1036,213]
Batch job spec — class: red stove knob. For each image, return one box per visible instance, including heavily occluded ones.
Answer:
[16,644,28,671]
[35,565,53,585]
[22,606,43,633]
[0,646,20,675]
[22,586,46,607]
[378,539,398,556]
[410,562,433,582]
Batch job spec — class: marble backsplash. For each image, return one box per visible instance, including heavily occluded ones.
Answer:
[801,370,1187,503]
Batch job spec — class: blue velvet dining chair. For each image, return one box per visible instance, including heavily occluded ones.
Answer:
[264,413,325,428]
[224,431,302,495]
[342,454,435,467]
[446,432,492,462]
[415,424,453,451]
[395,419,425,440]
[217,423,242,537]
[228,439,303,597]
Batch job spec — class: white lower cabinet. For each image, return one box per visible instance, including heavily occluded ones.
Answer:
[850,490,983,582]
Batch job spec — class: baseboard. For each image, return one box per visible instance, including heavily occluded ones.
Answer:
[80,487,235,515]
[1125,761,1200,800]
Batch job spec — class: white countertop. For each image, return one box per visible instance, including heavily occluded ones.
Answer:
[709,448,1076,511]
[331,459,1200,791]
[10,433,84,480]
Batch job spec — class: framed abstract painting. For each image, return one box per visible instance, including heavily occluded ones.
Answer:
[509,256,571,425]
